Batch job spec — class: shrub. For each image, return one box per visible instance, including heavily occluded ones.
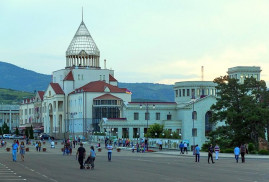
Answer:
[222,148,234,153]
[258,150,269,155]
[201,143,210,152]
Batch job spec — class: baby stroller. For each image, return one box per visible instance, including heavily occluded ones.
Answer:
[84,157,94,169]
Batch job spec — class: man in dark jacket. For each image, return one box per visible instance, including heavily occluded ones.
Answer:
[76,143,86,169]
[208,144,215,164]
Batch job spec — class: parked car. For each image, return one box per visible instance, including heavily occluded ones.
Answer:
[39,134,50,140]
[10,135,24,139]
[3,134,12,139]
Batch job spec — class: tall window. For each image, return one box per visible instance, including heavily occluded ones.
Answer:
[179,89,181,97]
[183,89,185,96]
[156,112,160,120]
[192,128,197,137]
[134,112,139,120]
[192,111,197,120]
[175,90,178,97]
[205,111,213,135]
[187,89,190,96]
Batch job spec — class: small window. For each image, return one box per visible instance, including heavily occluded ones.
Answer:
[187,89,190,96]
[103,75,105,80]
[192,111,197,120]
[183,89,185,97]
[78,74,80,80]
[179,89,181,97]
[134,113,139,120]
[100,75,102,80]
[156,112,160,120]
[145,113,150,120]
[175,90,178,97]
[167,114,172,120]
[81,74,84,80]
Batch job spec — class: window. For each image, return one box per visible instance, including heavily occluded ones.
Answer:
[167,114,172,120]
[100,75,102,80]
[29,109,31,114]
[197,89,200,96]
[156,112,160,120]
[103,75,105,80]
[78,74,80,80]
[187,89,190,96]
[25,109,27,115]
[183,89,185,96]
[192,128,197,137]
[191,89,195,97]
[145,112,150,120]
[179,89,181,97]
[134,112,139,120]
[81,74,84,80]
[175,90,178,97]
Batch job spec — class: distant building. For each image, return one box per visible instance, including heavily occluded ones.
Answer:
[0,105,20,132]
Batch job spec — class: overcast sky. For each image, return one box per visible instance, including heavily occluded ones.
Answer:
[0,0,268,85]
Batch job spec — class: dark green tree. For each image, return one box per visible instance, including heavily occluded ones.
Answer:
[0,127,2,135]
[29,125,34,139]
[25,128,29,138]
[210,76,269,147]
[146,123,164,138]
[2,122,10,134]
[15,127,19,135]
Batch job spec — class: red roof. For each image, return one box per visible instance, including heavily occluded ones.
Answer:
[129,102,177,105]
[38,91,44,101]
[70,81,126,94]
[64,71,74,81]
[94,94,121,100]
[50,83,64,95]
[109,74,117,82]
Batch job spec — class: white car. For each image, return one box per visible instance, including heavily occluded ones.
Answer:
[3,134,12,139]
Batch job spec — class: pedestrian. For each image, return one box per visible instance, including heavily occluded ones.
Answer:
[214,144,220,160]
[35,142,38,151]
[179,142,184,154]
[38,141,41,152]
[89,146,96,169]
[76,143,86,169]
[208,144,215,164]
[107,142,113,162]
[183,142,188,154]
[12,140,18,162]
[195,144,200,162]
[73,140,76,148]
[234,145,240,163]
[20,141,25,161]
[240,144,246,163]
[159,140,163,150]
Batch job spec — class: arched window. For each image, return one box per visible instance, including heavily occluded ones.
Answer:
[192,111,197,120]
[205,111,213,135]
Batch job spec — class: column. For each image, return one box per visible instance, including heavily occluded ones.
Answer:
[118,127,122,139]
[129,127,133,139]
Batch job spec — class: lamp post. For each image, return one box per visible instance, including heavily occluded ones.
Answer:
[191,93,196,150]
[140,103,155,151]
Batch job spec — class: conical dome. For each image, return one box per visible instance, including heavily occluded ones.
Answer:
[66,21,100,57]
[66,21,100,68]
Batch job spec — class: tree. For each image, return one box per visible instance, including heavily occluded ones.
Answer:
[29,125,34,139]
[15,127,19,135]
[0,127,2,135]
[2,122,10,134]
[210,76,269,147]
[25,128,29,138]
[146,123,164,138]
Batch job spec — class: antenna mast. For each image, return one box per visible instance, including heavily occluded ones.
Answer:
[82,7,83,22]
[201,66,204,81]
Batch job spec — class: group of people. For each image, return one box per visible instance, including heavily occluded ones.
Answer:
[76,143,96,169]
[11,140,25,162]
[179,142,188,154]
[1,139,6,147]
[193,143,248,163]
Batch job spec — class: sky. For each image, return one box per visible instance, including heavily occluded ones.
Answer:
[0,0,269,86]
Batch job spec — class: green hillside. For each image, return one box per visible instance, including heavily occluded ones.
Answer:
[0,88,34,104]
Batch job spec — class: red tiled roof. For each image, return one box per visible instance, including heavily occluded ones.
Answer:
[50,83,64,95]
[94,94,121,100]
[70,81,126,94]
[64,71,74,81]
[129,102,177,105]
[109,74,117,82]
[37,91,44,101]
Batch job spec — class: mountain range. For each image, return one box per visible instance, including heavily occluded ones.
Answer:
[0,61,174,103]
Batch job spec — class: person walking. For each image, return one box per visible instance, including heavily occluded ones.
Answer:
[76,143,86,169]
[179,142,184,154]
[107,142,113,162]
[19,141,25,161]
[12,140,19,162]
[234,145,240,163]
[208,144,215,164]
[183,142,188,154]
[89,146,96,169]
[195,144,200,162]
[240,144,246,163]
[214,144,220,160]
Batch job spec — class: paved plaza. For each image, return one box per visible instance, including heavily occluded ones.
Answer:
[0,140,268,182]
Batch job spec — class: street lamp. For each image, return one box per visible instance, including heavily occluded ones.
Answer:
[140,103,155,151]
[191,93,196,150]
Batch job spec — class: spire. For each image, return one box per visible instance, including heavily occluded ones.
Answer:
[82,7,83,22]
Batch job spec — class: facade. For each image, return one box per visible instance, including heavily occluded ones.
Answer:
[19,17,263,147]
[0,104,20,132]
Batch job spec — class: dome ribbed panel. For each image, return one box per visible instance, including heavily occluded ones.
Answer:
[66,21,100,57]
